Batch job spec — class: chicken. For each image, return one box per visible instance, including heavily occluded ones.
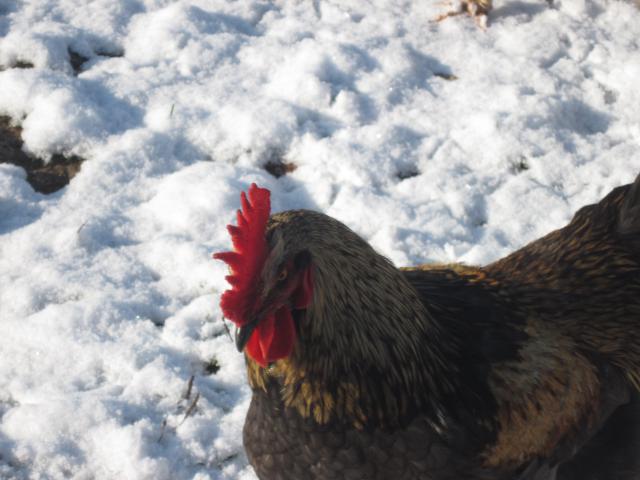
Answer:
[213,175,640,480]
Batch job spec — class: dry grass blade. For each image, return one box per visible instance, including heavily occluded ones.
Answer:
[157,418,168,442]
[222,317,233,342]
[180,393,200,425]
[183,375,195,400]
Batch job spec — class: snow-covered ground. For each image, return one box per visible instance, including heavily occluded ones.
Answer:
[0,0,638,477]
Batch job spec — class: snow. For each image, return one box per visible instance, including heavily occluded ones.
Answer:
[0,0,638,477]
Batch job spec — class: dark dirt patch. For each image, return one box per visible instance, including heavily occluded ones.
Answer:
[264,159,297,178]
[69,47,125,75]
[69,49,90,75]
[0,116,84,194]
[434,72,458,81]
[12,60,34,69]
[509,156,530,174]
[397,167,420,180]
[95,48,125,58]
[204,357,221,375]
[0,60,34,71]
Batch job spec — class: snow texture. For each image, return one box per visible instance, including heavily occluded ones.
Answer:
[0,0,638,478]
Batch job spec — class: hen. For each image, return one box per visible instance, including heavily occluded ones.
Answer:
[214,175,640,480]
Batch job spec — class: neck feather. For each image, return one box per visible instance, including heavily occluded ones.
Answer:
[248,235,458,429]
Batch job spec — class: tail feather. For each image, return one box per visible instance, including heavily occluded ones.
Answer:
[618,173,640,237]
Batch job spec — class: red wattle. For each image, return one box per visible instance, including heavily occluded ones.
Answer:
[245,328,265,366]
[245,307,297,367]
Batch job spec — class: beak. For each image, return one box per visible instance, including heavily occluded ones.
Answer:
[235,298,292,352]
[235,318,259,352]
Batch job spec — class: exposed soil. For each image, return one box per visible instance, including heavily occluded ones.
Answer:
[264,159,297,178]
[0,60,34,71]
[0,116,84,194]
[397,167,420,180]
[68,49,90,75]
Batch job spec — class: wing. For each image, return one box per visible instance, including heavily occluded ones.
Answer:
[483,177,640,389]
[402,265,633,475]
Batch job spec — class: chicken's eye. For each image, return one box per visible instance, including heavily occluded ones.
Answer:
[277,269,288,282]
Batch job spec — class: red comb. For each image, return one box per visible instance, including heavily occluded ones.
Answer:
[213,183,271,327]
